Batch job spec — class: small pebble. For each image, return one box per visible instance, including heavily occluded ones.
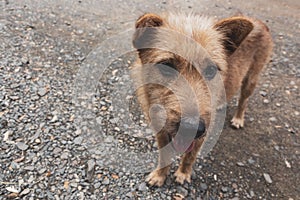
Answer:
[24,166,35,171]
[232,183,238,189]
[200,183,207,190]
[35,138,41,143]
[275,103,281,107]
[16,142,29,151]
[248,158,255,164]
[221,186,228,193]
[60,152,69,159]
[53,147,62,154]
[70,182,78,188]
[6,186,19,193]
[9,96,20,100]
[126,192,133,198]
[102,178,110,185]
[263,173,273,184]
[20,188,31,196]
[285,159,291,168]
[259,91,267,97]
[274,145,280,151]
[73,136,83,145]
[77,29,84,34]
[50,115,58,123]
[269,117,277,122]
[138,182,148,191]
[263,99,269,104]
[38,168,47,174]
[250,190,255,197]
[176,186,188,197]
[213,174,217,180]
[38,88,48,97]
[87,159,95,172]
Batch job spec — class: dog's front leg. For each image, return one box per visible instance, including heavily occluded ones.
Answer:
[174,138,204,184]
[146,132,173,186]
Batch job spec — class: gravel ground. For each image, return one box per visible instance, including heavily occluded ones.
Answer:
[0,0,299,200]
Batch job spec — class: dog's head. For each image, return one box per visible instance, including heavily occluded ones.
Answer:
[132,13,254,153]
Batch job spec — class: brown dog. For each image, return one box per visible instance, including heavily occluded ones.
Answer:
[131,13,273,186]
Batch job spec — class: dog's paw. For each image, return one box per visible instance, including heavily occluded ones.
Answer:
[146,169,167,187]
[231,116,244,129]
[174,169,191,184]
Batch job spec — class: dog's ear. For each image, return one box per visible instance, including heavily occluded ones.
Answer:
[135,13,164,29]
[214,17,254,55]
[133,13,164,49]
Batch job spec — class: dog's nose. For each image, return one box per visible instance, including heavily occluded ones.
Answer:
[180,118,206,139]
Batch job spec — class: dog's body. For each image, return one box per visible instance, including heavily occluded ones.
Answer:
[131,13,273,186]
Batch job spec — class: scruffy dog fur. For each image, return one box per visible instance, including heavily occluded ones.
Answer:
[131,13,273,186]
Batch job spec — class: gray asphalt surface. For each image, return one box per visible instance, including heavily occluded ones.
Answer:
[0,0,299,199]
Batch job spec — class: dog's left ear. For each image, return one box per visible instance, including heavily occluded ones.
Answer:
[133,13,164,49]
[214,17,254,55]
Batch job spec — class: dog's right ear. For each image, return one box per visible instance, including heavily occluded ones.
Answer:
[133,13,164,49]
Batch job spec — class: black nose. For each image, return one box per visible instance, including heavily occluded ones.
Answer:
[180,118,206,139]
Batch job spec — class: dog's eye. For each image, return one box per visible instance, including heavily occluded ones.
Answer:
[203,64,218,80]
[156,62,177,77]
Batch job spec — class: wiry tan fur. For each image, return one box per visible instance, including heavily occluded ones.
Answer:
[131,12,273,186]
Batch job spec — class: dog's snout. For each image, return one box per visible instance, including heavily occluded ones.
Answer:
[180,118,206,139]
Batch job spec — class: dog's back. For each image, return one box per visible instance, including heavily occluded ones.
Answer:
[223,17,273,100]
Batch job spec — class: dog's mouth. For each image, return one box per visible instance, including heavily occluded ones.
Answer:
[171,138,196,153]
[170,133,205,154]
[168,117,207,154]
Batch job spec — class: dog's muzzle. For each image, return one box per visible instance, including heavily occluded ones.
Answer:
[171,117,206,153]
[179,117,206,139]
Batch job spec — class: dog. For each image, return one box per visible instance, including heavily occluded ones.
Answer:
[130,12,273,186]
